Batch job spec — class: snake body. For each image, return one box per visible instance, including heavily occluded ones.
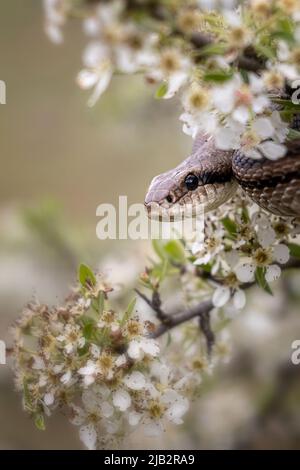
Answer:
[145,130,300,220]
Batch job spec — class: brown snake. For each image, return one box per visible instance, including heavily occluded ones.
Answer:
[145,120,300,220]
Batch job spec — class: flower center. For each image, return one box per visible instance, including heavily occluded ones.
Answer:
[253,248,272,266]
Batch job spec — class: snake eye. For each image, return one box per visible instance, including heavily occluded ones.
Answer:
[166,195,173,203]
[185,173,199,191]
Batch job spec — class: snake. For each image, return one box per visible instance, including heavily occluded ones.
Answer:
[145,118,300,220]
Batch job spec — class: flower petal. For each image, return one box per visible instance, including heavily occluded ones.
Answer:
[124,371,146,390]
[265,264,281,283]
[113,389,131,411]
[233,289,246,309]
[273,244,290,264]
[79,423,97,450]
[235,263,255,283]
[212,286,231,307]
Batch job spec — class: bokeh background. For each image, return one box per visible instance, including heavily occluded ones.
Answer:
[0,0,300,449]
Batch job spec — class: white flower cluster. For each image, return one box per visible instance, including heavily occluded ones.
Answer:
[186,193,300,311]
[11,275,195,450]
[43,0,300,157]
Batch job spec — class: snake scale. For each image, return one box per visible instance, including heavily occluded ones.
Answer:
[145,115,300,220]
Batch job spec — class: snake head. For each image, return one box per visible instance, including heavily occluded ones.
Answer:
[145,141,236,221]
[144,156,205,221]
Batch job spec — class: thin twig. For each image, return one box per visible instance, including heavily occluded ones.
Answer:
[6,259,300,356]
[136,257,300,352]
[135,288,169,322]
[199,310,215,356]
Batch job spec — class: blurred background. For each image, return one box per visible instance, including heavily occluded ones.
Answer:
[0,0,300,450]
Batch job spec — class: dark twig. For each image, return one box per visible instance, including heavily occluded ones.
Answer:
[135,286,214,342]
[199,310,215,356]
[134,288,169,322]
[6,259,300,357]
[136,257,300,354]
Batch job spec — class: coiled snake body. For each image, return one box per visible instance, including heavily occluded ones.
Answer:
[145,126,300,220]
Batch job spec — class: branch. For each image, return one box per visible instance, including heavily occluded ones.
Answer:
[6,259,300,358]
[135,289,214,349]
[135,288,168,322]
[149,299,214,339]
[136,257,300,352]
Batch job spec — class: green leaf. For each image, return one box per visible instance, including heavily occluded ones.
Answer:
[159,257,169,282]
[221,217,237,236]
[78,263,96,289]
[155,82,168,99]
[163,240,186,263]
[255,44,276,60]
[287,128,300,141]
[196,262,213,272]
[272,18,294,42]
[255,267,273,295]
[287,243,300,259]
[241,206,250,224]
[91,291,105,316]
[35,414,45,431]
[78,343,89,356]
[272,98,300,111]
[23,379,32,412]
[240,69,249,84]
[152,239,167,261]
[203,69,233,83]
[197,43,228,57]
[120,297,136,326]
[83,321,95,340]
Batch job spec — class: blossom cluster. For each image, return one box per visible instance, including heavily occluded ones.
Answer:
[44,0,300,158]
[142,190,300,316]
[11,195,300,448]
[11,0,300,450]
[11,265,204,449]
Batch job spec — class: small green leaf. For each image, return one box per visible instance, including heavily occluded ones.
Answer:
[120,297,136,326]
[255,44,276,60]
[196,262,213,273]
[163,240,186,263]
[221,217,237,236]
[272,98,300,111]
[272,18,294,43]
[23,379,32,412]
[152,239,167,261]
[287,243,300,259]
[240,69,249,84]
[35,414,45,431]
[197,43,228,57]
[155,82,168,99]
[78,263,96,289]
[203,69,233,83]
[162,331,172,353]
[92,291,105,316]
[287,128,300,141]
[241,206,250,224]
[159,257,169,282]
[78,343,89,356]
[255,267,273,295]
[83,321,95,340]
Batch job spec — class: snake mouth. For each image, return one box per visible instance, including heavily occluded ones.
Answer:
[145,180,238,221]
[144,200,204,221]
